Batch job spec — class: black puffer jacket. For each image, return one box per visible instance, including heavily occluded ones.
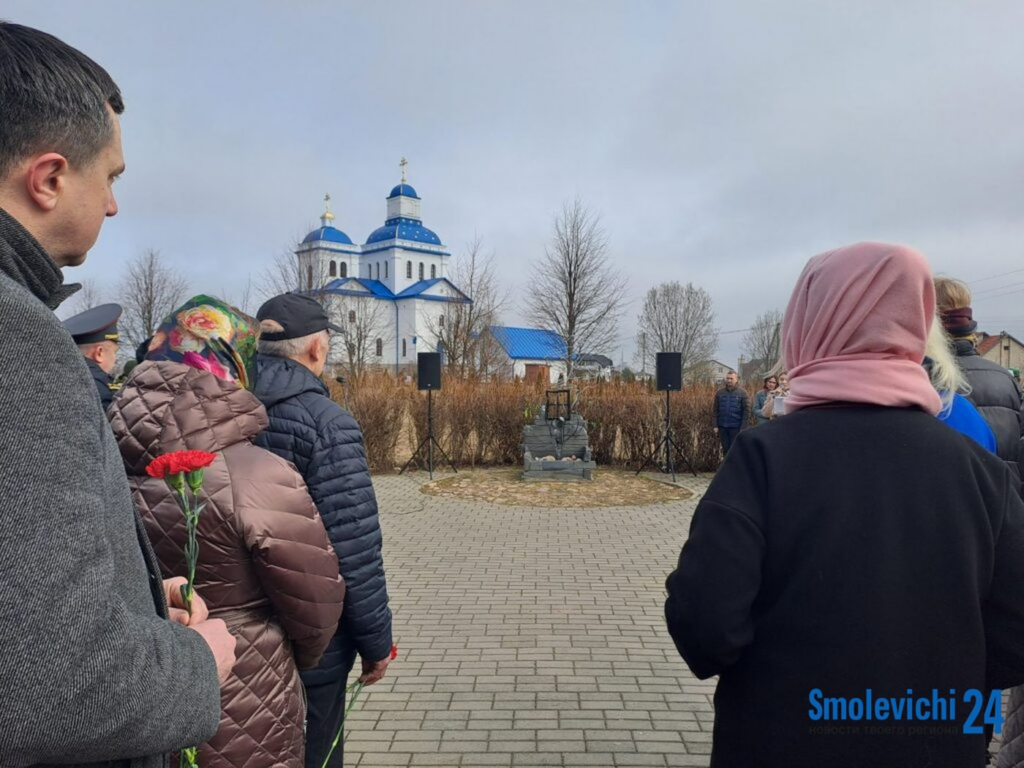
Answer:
[253,354,392,684]
[954,339,1024,479]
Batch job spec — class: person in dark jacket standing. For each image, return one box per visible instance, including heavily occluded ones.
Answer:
[934,277,1024,482]
[62,302,122,410]
[253,293,394,768]
[666,243,1024,768]
[712,370,750,454]
[0,22,233,768]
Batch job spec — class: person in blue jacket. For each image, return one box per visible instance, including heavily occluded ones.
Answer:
[925,318,996,452]
[712,371,751,454]
[253,293,393,768]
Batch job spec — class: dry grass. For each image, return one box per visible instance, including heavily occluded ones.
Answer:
[421,468,694,508]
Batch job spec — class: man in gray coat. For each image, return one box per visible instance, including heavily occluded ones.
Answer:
[0,22,235,767]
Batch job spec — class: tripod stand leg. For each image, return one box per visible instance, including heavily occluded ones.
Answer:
[400,436,431,475]
[636,435,669,476]
[430,436,459,474]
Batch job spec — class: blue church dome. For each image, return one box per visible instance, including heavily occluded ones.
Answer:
[365,217,441,246]
[302,225,354,245]
[388,183,419,200]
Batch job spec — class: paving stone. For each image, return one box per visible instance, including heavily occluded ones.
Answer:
[353,471,713,766]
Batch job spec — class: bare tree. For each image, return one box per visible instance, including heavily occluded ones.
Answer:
[526,199,626,379]
[741,308,784,377]
[67,279,106,315]
[421,236,508,377]
[117,249,189,347]
[634,281,718,374]
[221,277,256,317]
[326,294,393,378]
[257,227,328,303]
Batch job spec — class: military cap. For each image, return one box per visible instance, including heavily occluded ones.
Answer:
[62,303,123,345]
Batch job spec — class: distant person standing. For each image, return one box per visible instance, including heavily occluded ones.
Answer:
[712,371,750,454]
[934,277,1024,481]
[62,302,122,409]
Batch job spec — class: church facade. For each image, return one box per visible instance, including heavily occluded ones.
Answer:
[295,173,470,373]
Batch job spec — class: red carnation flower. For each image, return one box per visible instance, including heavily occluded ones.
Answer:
[390,643,398,661]
[146,450,218,479]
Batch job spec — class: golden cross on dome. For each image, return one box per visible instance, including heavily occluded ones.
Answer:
[399,157,408,183]
[322,192,335,220]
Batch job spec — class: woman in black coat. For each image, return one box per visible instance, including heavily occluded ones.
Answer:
[665,242,1024,768]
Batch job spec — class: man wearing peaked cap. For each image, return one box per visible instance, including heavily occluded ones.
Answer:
[62,302,122,410]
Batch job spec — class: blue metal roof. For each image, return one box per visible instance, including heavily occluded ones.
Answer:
[302,225,354,245]
[490,326,566,360]
[397,278,444,298]
[397,278,471,303]
[388,183,419,199]
[365,217,442,246]
[322,278,396,298]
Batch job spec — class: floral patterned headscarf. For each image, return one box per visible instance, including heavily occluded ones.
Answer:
[145,295,259,389]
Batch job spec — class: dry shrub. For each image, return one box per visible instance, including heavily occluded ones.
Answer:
[329,372,725,472]
[575,383,623,465]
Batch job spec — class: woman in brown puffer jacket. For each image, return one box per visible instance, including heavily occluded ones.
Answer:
[109,296,345,767]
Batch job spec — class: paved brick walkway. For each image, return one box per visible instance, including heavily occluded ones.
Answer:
[345,470,714,767]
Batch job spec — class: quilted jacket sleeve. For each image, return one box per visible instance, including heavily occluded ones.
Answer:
[305,409,394,663]
[238,450,346,670]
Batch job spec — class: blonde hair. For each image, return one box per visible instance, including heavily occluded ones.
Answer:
[925,315,969,410]
[933,276,972,313]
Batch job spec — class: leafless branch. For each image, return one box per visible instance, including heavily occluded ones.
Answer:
[525,198,626,379]
[634,281,718,372]
[116,249,189,347]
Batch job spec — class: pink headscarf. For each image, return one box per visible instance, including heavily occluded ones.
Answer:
[782,242,942,416]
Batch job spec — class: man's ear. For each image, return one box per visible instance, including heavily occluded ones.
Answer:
[24,153,70,212]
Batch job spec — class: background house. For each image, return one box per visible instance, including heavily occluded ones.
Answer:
[977,331,1024,378]
[683,360,736,386]
[488,326,568,383]
[574,354,615,380]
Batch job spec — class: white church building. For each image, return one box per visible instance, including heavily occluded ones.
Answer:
[295,167,471,372]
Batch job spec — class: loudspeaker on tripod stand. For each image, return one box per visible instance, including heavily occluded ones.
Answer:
[418,352,442,390]
[401,352,455,478]
[656,352,682,391]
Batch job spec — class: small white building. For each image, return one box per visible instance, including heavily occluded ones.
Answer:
[683,359,736,386]
[488,326,568,384]
[296,170,471,371]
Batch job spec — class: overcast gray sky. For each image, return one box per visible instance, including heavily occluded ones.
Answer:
[8,0,1024,367]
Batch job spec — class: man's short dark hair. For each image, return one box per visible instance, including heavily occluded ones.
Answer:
[0,21,124,179]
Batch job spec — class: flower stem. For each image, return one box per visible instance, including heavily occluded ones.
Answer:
[320,681,364,768]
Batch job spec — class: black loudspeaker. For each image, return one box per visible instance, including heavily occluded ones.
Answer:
[656,352,682,391]
[417,352,442,391]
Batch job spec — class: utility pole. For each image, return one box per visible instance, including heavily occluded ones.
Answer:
[640,332,647,378]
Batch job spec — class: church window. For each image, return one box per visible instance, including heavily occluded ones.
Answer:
[439,314,445,328]
[376,263,380,280]
[307,266,313,289]
[375,338,383,357]
[340,262,347,278]
[402,338,407,357]
[367,264,372,278]
[406,261,412,278]
[385,261,389,279]
[349,310,356,323]
[329,261,337,277]
[418,262,425,280]
[431,264,436,279]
